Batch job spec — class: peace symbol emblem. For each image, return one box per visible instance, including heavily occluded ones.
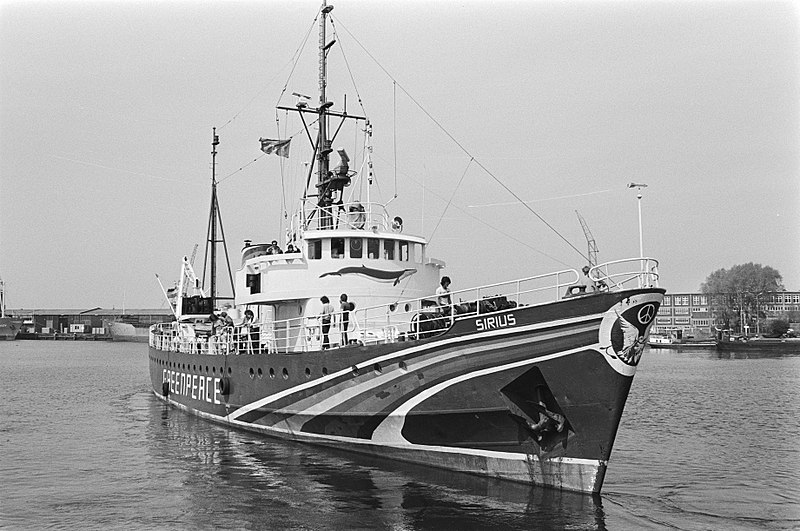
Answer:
[637,303,656,324]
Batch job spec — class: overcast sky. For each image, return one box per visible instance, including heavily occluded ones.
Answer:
[1,0,798,310]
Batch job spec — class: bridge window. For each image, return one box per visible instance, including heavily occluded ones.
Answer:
[383,240,395,260]
[308,240,322,259]
[412,242,423,263]
[367,238,379,259]
[399,241,409,261]
[332,238,345,259]
[246,273,261,294]
[349,238,363,259]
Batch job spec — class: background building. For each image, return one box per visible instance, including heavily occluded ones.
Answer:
[653,291,800,337]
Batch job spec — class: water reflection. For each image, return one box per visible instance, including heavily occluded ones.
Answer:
[147,394,607,530]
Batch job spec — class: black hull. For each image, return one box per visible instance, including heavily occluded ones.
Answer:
[149,288,663,493]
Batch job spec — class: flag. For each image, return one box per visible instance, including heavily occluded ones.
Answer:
[259,138,291,158]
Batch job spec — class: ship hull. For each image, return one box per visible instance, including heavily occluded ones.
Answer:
[107,321,150,343]
[149,288,663,493]
[0,317,21,340]
[716,338,800,354]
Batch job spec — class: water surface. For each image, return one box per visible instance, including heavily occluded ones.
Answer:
[1,342,797,529]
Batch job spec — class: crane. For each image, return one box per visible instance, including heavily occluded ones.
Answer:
[189,243,199,267]
[575,211,599,268]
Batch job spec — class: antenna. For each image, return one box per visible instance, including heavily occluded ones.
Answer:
[575,211,599,268]
[627,182,648,258]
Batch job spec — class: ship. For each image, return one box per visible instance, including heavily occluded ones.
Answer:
[148,2,664,494]
[648,328,715,349]
[716,332,800,354]
[105,319,150,343]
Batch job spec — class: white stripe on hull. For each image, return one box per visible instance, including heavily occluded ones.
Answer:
[229,312,602,421]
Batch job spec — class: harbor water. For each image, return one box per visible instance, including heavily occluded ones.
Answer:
[1,341,798,530]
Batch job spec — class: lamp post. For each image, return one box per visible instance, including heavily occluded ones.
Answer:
[628,183,648,258]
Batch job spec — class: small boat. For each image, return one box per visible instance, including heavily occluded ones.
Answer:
[147,2,664,494]
[0,277,21,341]
[716,335,800,354]
[105,319,150,343]
[648,329,715,349]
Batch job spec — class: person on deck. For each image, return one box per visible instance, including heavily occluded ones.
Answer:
[266,240,282,254]
[436,276,452,315]
[340,293,354,345]
[319,296,334,350]
[241,309,256,354]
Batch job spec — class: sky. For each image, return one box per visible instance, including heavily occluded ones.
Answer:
[1,0,798,310]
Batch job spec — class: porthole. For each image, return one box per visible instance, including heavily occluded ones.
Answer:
[257,368,263,378]
[373,364,382,375]
[305,368,311,378]
[249,368,255,378]
[282,368,289,380]
[212,367,216,374]
[322,367,329,376]
[399,361,408,372]
[404,303,410,312]
[228,367,232,375]
[269,368,275,378]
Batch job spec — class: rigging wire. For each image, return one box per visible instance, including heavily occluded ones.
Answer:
[274,14,320,110]
[216,120,318,186]
[329,17,368,117]
[278,109,289,237]
[393,81,398,198]
[373,152,573,267]
[427,158,473,243]
[219,16,318,132]
[333,18,589,263]
[467,188,613,208]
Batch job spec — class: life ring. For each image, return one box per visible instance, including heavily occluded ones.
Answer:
[162,381,170,397]
[217,377,231,395]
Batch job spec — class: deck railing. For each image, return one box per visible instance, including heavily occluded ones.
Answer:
[293,200,390,233]
[150,257,659,355]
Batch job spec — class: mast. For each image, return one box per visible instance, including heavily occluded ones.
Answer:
[317,2,334,226]
[202,128,235,309]
[210,128,219,305]
[275,1,365,230]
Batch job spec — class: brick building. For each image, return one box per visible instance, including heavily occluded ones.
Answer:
[653,290,800,337]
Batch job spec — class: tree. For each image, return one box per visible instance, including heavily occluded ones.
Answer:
[766,319,790,338]
[701,263,784,333]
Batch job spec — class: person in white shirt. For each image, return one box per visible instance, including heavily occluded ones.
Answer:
[319,296,334,349]
[436,276,452,315]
